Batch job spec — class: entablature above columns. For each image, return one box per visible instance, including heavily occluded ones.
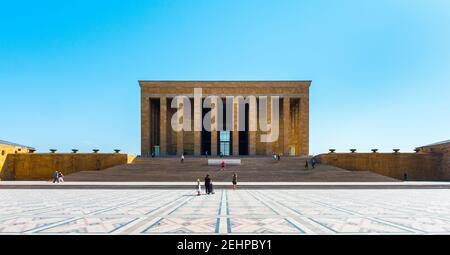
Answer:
[141,93,308,99]
[139,81,311,99]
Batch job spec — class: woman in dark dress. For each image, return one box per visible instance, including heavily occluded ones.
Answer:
[205,174,211,194]
[232,172,238,190]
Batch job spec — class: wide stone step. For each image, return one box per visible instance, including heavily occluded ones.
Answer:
[64,157,398,182]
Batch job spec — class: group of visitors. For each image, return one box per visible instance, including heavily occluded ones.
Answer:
[272,153,282,161]
[304,157,317,169]
[52,171,64,183]
[197,172,238,196]
[202,174,215,195]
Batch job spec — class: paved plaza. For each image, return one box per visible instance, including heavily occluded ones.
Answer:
[1,188,450,235]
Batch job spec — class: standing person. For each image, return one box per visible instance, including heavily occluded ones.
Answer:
[277,154,281,161]
[181,154,185,163]
[304,159,309,169]
[232,172,238,190]
[221,160,225,171]
[196,179,202,196]
[210,178,215,195]
[205,151,209,158]
[52,171,59,183]
[205,174,211,194]
[311,157,316,169]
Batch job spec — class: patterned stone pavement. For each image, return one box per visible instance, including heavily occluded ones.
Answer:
[1,189,450,235]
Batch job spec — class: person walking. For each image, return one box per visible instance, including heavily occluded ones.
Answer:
[181,154,185,163]
[311,157,316,169]
[205,174,211,194]
[232,172,238,190]
[52,171,59,183]
[304,159,309,169]
[196,179,202,196]
[221,160,225,171]
[58,171,64,183]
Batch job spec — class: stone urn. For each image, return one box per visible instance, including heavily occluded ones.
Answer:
[350,149,357,153]
[72,149,79,154]
[49,149,57,153]
[114,149,121,154]
[329,149,336,153]
[393,149,400,153]
[93,149,100,154]
[371,149,378,153]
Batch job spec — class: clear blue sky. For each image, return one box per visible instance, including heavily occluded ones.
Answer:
[1,0,449,155]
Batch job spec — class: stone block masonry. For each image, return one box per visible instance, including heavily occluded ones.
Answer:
[1,153,133,181]
[140,81,311,157]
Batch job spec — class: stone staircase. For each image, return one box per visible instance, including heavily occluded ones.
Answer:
[64,156,399,182]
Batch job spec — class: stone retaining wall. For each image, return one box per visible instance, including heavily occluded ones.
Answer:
[1,153,131,181]
[316,153,446,181]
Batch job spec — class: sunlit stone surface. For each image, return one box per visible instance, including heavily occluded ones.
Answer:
[1,189,450,235]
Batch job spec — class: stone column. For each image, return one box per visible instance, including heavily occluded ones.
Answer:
[283,97,291,156]
[141,96,151,157]
[299,95,309,156]
[194,90,202,156]
[159,97,167,156]
[249,97,257,156]
[176,97,184,156]
[211,97,218,156]
[266,96,273,156]
[232,97,239,156]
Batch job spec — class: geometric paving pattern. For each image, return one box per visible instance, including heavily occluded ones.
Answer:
[1,189,450,234]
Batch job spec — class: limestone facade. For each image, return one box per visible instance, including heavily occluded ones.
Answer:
[140,81,311,157]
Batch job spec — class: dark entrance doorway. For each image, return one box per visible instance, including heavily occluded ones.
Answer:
[201,107,211,155]
[149,98,160,156]
[200,98,250,156]
[238,103,249,155]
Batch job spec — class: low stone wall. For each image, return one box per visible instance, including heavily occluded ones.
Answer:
[1,153,130,181]
[316,153,446,181]
[444,151,450,180]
